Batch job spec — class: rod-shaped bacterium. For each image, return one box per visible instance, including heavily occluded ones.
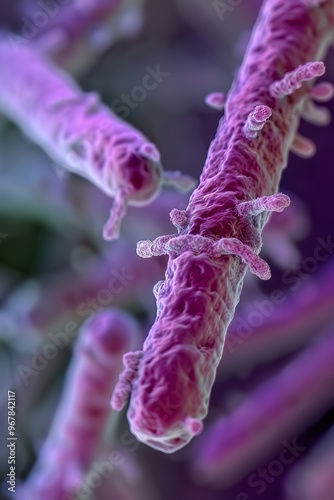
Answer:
[19,309,139,500]
[111,0,334,454]
[0,38,195,240]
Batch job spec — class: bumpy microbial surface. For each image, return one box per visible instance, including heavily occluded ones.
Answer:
[111,0,334,452]
[0,39,194,240]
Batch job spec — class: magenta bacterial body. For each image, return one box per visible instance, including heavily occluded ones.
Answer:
[0,38,194,240]
[19,309,138,500]
[111,0,334,453]
[2,0,334,498]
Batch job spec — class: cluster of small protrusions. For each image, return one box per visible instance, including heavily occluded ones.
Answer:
[243,105,272,139]
[136,193,290,280]
[270,61,325,99]
[111,350,143,411]
[112,0,334,453]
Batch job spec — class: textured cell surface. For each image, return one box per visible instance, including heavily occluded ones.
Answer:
[0,38,194,240]
[2,1,334,499]
[112,0,334,452]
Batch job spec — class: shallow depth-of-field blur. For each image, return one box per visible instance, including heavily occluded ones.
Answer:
[1,1,334,499]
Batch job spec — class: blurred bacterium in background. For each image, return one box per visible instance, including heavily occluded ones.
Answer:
[0,1,334,500]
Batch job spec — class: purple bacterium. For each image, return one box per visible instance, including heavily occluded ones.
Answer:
[0,37,195,241]
[18,309,138,500]
[111,0,334,453]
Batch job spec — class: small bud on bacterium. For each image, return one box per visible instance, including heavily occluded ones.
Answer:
[0,37,194,241]
[112,0,334,454]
